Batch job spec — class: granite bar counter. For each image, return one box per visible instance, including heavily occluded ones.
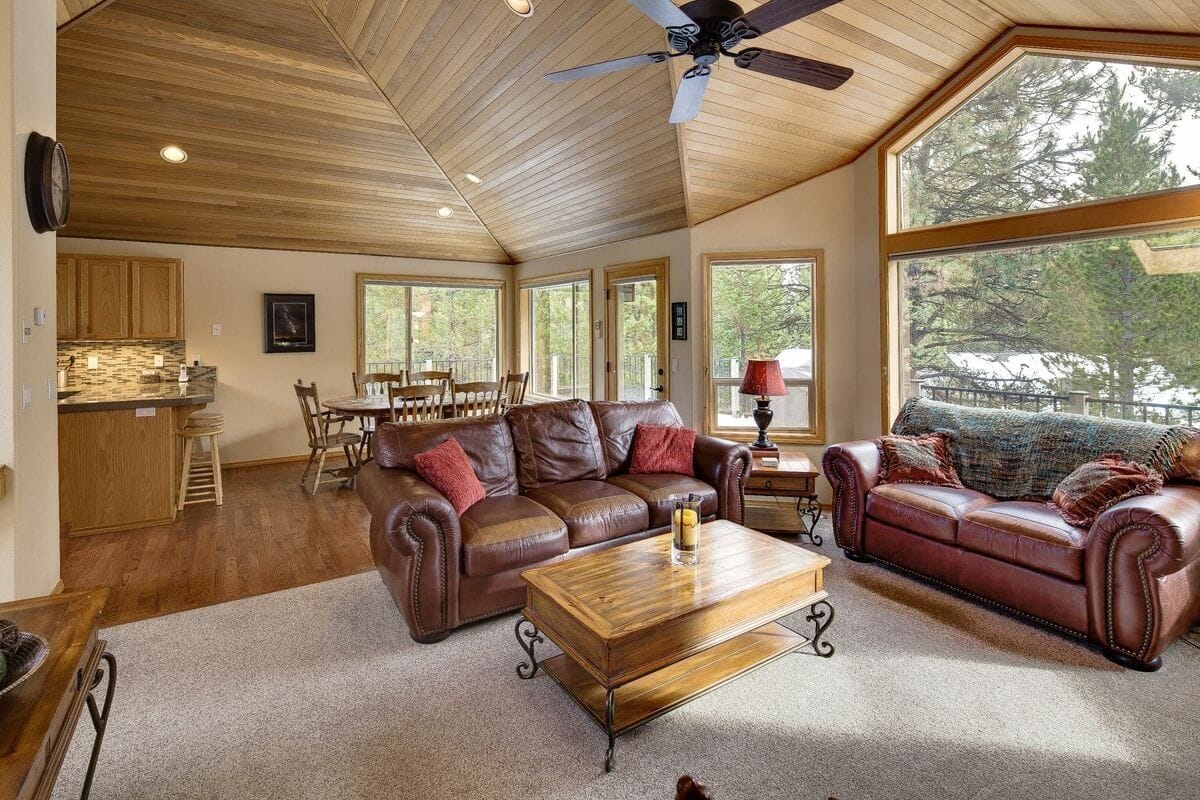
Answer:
[58,376,218,536]
[57,378,216,413]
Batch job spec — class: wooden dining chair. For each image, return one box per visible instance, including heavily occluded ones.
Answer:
[502,371,529,408]
[352,371,405,461]
[386,384,445,424]
[409,369,452,388]
[451,380,503,418]
[295,380,361,495]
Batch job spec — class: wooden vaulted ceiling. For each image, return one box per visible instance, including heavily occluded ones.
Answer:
[55,0,1200,264]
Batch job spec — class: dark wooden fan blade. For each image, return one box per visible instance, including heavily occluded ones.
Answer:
[669,68,711,123]
[628,0,698,32]
[547,52,671,83]
[734,48,852,90]
[736,0,843,37]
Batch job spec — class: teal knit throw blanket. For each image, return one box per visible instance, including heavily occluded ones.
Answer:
[891,398,1197,500]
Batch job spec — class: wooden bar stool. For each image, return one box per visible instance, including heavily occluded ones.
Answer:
[177,413,224,510]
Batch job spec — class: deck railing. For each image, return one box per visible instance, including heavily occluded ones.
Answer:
[912,380,1200,426]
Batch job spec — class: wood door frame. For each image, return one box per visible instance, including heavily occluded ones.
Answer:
[604,258,670,402]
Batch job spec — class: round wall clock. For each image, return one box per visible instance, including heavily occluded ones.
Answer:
[24,132,71,233]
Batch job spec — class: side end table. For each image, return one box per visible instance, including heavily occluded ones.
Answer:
[744,452,824,545]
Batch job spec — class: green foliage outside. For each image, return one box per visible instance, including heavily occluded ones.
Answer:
[900,55,1200,409]
[529,281,590,398]
[710,262,813,378]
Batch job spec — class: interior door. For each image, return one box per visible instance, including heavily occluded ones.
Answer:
[605,259,669,402]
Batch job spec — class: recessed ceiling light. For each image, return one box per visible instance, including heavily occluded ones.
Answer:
[437,207,455,218]
[504,0,533,17]
[159,145,188,163]
[465,173,483,185]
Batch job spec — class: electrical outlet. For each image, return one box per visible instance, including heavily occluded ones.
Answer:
[212,323,223,336]
[154,355,164,367]
[47,378,55,400]
[21,320,30,344]
[87,356,99,370]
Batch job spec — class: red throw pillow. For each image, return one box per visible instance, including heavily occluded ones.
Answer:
[412,437,486,515]
[629,423,695,476]
[1049,453,1163,528]
[877,432,963,488]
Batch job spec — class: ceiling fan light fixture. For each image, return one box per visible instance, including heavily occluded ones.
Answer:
[504,0,534,17]
[159,145,188,163]
[465,173,483,185]
[436,206,455,218]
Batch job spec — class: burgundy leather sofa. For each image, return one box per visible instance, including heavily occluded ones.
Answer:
[823,431,1200,672]
[357,399,751,642]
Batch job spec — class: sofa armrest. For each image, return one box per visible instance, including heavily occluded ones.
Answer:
[1085,485,1200,667]
[357,462,462,642]
[693,435,752,525]
[821,441,882,554]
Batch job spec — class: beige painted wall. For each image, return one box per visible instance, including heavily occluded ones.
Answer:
[59,238,510,465]
[0,2,60,600]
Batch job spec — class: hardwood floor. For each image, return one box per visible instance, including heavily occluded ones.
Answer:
[62,462,372,627]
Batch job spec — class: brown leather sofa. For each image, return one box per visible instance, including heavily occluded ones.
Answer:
[357,399,752,642]
[823,437,1200,672]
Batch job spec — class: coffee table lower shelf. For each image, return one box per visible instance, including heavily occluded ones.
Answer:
[543,621,806,745]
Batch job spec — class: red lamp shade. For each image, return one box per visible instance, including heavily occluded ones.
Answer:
[738,359,788,397]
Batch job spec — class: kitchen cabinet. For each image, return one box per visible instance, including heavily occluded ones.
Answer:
[56,255,77,338]
[58,254,184,340]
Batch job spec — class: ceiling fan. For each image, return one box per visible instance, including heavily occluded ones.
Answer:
[546,0,853,124]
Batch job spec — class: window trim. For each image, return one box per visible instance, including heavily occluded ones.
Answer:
[517,269,594,402]
[878,28,1200,431]
[355,272,507,379]
[701,250,826,445]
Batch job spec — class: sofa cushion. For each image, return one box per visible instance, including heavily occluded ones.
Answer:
[525,480,649,547]
[373,416,518,496]
[958,502,1087,582]
[877,432,962,487]
[460,495,569,577]
[412,437,485,515]
[866,483,996,544]
[1049,454,1163,527]
[505,399,606,490]
[589,400,685,475]
[629,424,695,476]
[607,473,718,528]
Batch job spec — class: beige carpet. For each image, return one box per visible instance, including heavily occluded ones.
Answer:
[51,521,1199,800]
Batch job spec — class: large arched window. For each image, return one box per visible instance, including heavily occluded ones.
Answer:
[880,29,1200,429]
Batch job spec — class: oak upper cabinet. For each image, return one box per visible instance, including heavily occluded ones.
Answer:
[56,256,77,339]
[78,257,131,339]
[131,259,182,339]
[59,255,184,341]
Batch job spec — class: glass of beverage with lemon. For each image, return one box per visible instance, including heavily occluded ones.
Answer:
[671,494,703,566]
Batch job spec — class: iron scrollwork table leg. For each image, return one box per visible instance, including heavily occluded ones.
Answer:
[604,689,616,772]
[514,616,543,680]
[80,651,117,800]
[804,600,835,658]
[796,495,823,546]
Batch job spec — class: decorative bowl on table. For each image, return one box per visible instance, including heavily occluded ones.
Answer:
[0,619,50,698]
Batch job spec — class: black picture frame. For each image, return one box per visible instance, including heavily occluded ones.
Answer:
[263,293,315,353]
[671,301,688,341]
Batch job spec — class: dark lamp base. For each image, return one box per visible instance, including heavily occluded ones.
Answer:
[750,396,777,450]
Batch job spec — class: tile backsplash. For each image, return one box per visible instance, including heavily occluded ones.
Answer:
[57,340,188,386]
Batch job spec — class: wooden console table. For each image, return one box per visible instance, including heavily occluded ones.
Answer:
[0,589,115,800]
[744,452,823,545]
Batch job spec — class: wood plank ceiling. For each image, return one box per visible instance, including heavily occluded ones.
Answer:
[54,0,1200,263]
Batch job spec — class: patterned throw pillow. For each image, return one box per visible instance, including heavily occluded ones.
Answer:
[412,437,486,515]
[877,432,963,488]
[1049,454,1163,528]
[628,423,696,476]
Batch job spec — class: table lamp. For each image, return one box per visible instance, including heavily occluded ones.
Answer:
[738,359,788,451]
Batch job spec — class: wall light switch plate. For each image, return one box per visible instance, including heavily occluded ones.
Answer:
[87,356,99,370]
[20,385,31,411]
[212,323,222,336]
[134,407,157,417]
[33,307,47,326]
[47,378,55,400]
[154,355,165,367]
[671,357,679,373]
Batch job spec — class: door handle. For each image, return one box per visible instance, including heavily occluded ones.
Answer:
[651,385,665,393]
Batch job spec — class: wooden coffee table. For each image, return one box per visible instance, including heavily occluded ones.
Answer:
[514,520,833,771]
